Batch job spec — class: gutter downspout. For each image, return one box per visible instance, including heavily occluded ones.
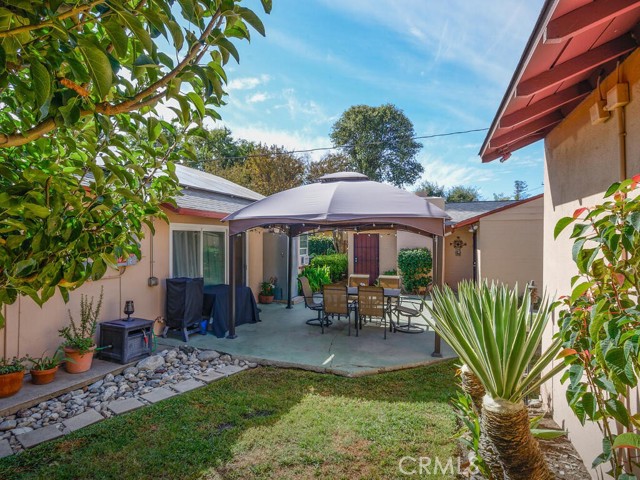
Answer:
[617,106,627,181]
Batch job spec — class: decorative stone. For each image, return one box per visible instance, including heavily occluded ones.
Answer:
[136,355,165,371]
[100,386,118,402]
[0,439,12,458]
[11,427,33,436]
[197,350,220,362]
[0,420,17,431]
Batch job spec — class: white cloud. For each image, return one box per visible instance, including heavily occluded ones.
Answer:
[247,92,269,104]
[227,74,271,91]
[418,154,496,190]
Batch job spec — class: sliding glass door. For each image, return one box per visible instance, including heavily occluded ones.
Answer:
[171,225,227,286]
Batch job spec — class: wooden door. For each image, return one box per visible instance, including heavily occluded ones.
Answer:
[354,234,379,285]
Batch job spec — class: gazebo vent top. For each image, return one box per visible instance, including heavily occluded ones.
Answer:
[318,172,369,182]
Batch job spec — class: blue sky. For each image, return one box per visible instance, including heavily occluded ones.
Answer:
[208,0,546,198]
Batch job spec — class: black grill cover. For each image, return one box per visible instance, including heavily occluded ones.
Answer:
[165,277,204,329]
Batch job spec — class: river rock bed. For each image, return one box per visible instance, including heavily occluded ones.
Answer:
[0,347,256,454]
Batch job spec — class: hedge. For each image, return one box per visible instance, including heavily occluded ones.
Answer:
[397,248,432,293]
[310,253,348,283]
[308,235,335,256]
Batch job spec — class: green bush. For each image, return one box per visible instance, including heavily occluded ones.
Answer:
[299,265,332,293]
[308,235,335,256]
[397,248,432,293]
[310,253,347,283]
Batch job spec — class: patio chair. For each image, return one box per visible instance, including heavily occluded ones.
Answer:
[299,276,327,328]
[322,285,355,335]
[392,294,428,334]
[377,275,401,289]
[357,286,389,339]
[349,274,370,287]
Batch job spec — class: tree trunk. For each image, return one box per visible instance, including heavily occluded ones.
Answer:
[482,395,553,480]
[460,365,504,480]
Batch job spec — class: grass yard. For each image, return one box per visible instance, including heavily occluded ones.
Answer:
[0,360,460,480]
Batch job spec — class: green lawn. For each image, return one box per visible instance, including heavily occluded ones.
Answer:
[0,361,460,480]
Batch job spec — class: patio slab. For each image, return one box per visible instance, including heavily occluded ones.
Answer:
[63,410,104,432]
[194,371,226,384]
[16,424,67,449]
[170,379,205,393]
[107,398,144,415]
[158,301,456,376]
[141,387,178,404]
[0,439,13,458]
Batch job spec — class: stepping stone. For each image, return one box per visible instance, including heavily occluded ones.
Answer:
[215,364,247,376]
[107,398,144,415]
[63,410,104,432]
[141,387,177,404]
[0,439,13,458]
[194,371,226,384]
[170,379,205,393]
[16,425,66,449]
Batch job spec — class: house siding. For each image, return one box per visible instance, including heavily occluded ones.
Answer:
[542,48,640,477]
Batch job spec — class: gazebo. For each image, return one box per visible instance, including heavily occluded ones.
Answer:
[222,172,450,356]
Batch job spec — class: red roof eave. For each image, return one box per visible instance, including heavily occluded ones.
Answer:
[161,203,228,220]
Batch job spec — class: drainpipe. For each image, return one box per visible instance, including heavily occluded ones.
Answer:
[468,224,479,283]
[616,106,627,181]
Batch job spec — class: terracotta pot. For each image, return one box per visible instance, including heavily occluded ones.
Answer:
[0,370,25,398]
[64,346,96,374]
[30,365,59,385]
[258,294,274,304]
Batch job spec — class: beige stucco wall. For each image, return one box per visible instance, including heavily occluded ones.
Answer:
[444,229,474,288]
[541,48,640,477]
[0,210,259,359]
[477,196,543,293]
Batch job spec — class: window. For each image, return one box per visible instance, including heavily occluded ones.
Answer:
[299,234,308,257]
[171,225,227,285]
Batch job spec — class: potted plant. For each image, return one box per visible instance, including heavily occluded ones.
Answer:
[59,288,103,374]
[26,351,64,385]
[0,357,26,398]
[258,280,275,304]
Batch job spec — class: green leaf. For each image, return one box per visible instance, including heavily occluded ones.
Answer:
[554,216,574,239]
[30,57,51,109]
[103,18,129,58]
[238,7,266,36]
[166,20,184,51]
[134,54,159,68]
[13,258,37,278]
[216,37,240,64]
[115,9,153,53]
[605,398,630,427]
[0,45,5,74]
[605,182,621,197]
[261,0,273,14]
[570,281,592,302]
[531,428,567,440]
[629,211,640,231]
[613,432,640,450]
[77,40,113,99]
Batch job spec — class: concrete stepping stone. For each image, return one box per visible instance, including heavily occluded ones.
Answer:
[0,439,13,458]
[107,398,144,415]
[16,424,67,449]
[170,379,205,393]
[194,371,226,384]
[215,364,247,376]
[141,387,177,404]
[63,409,104,432]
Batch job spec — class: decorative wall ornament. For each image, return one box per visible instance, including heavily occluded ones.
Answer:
[451,236,467,256]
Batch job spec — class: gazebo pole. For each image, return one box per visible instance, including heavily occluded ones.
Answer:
[227,233,237,339]
[286,234,294,309]
[432,234,443,357]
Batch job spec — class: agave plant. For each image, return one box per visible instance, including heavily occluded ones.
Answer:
[426,280,567,480]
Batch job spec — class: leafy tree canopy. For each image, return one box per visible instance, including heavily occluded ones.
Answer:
[513,180,529,200]
[446,185,481,203]
[306,153,352,183]
[414,180,446,198]
[329,104,423,187]
[0,0,271,326]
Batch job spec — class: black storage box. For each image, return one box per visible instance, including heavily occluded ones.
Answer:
[99,318,154,364]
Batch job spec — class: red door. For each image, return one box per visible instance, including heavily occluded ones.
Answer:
[354,234,379,285]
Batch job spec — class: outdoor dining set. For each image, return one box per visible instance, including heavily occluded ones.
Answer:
[299,274,428,338]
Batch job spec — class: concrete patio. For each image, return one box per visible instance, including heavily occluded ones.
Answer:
[158,300,456,376]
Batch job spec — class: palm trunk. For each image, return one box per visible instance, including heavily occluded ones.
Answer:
[460,365,504,480]
[482,395,553,480]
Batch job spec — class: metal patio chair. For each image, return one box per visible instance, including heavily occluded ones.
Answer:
[357,286,389,339]
[322,284,355,335]
[299,276,327,328]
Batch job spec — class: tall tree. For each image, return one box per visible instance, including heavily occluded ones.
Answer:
[306,153,352,183]
[190,128,255,171]
[493,192,511,201]
[415,180,446,198]
[446,185,482,203]
[0,0,271,325]
[513,180,529,200]
[240,144,308,196]
[330,104,423,187]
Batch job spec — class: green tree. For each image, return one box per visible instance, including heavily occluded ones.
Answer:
[306,152,352,183]
[415,180,446,197]
[191,127,255,171]
[514,180,529,200]
[0,0,271,326]
[493,192,511,201]
[446,185,481,203]
[329,104,423,187]
[241,144,308,196]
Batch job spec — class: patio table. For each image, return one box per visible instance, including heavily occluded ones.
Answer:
[347,287,401,332]
[203,285,260,338]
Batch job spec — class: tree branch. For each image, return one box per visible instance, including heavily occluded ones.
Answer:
[0,0,106,38]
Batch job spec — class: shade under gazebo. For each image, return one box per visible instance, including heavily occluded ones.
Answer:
[221,172,450,356]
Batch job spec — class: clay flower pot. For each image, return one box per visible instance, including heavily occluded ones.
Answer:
[63,346,96,374]
[0,370,25,398]
[30,365,59,385]
[258,294,274,304]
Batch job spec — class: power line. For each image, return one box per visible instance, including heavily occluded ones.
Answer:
[185,127,489,163]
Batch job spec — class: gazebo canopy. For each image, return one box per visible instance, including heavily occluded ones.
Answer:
[222,172,450,236]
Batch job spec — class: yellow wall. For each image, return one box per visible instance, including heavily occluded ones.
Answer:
[477,197,543,293]
[0,210,255,359]
[541,48,640,476]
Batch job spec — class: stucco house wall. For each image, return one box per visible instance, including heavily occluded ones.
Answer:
[541,48,640,474]
[444,229,474,287]
[477,196,543,292]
